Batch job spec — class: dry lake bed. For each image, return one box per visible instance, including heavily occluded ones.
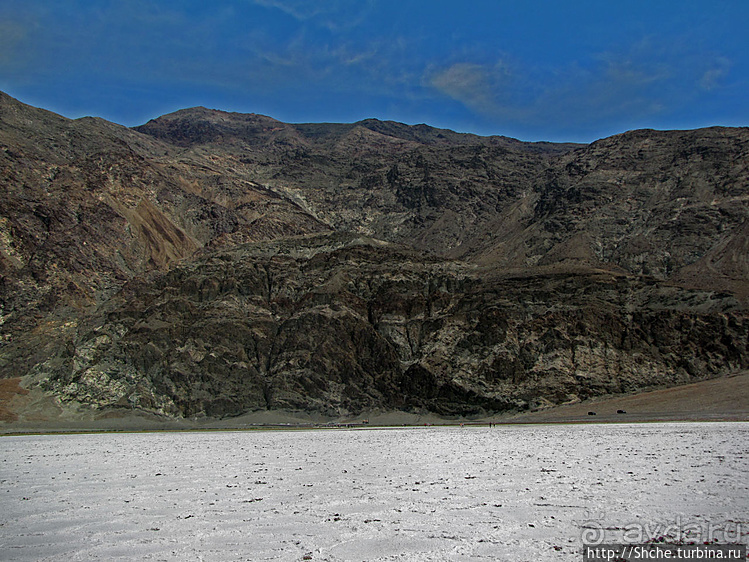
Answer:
[1,423,747,561]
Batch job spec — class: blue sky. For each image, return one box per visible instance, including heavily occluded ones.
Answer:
[1,0,747,142]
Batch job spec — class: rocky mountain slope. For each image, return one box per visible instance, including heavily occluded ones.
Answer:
[0,91,747,421]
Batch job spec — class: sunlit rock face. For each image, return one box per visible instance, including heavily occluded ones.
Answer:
[1,91,747,419]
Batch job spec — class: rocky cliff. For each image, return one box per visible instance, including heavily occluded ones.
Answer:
[1,91,747,421]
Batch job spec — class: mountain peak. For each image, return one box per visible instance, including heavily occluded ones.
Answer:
[1,91,747,424]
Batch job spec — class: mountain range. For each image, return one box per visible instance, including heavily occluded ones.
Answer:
[0,90,747,423]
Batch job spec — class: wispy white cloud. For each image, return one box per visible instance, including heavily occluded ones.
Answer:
[424,37,735,138]
[429,62,501,116]
[700,57,731,91]
[250,0,325,20]
[427,58,534,123]
[0,4,46,78]
[0,21,28,69]
[249,0,373,31]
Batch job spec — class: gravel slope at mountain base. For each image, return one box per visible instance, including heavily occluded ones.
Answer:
[2,372,747,432]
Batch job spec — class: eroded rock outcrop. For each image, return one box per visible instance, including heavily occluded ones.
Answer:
[36,235,747,418]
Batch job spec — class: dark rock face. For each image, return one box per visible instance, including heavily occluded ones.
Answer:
[36,236,747,418]
[1,90,748,419]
